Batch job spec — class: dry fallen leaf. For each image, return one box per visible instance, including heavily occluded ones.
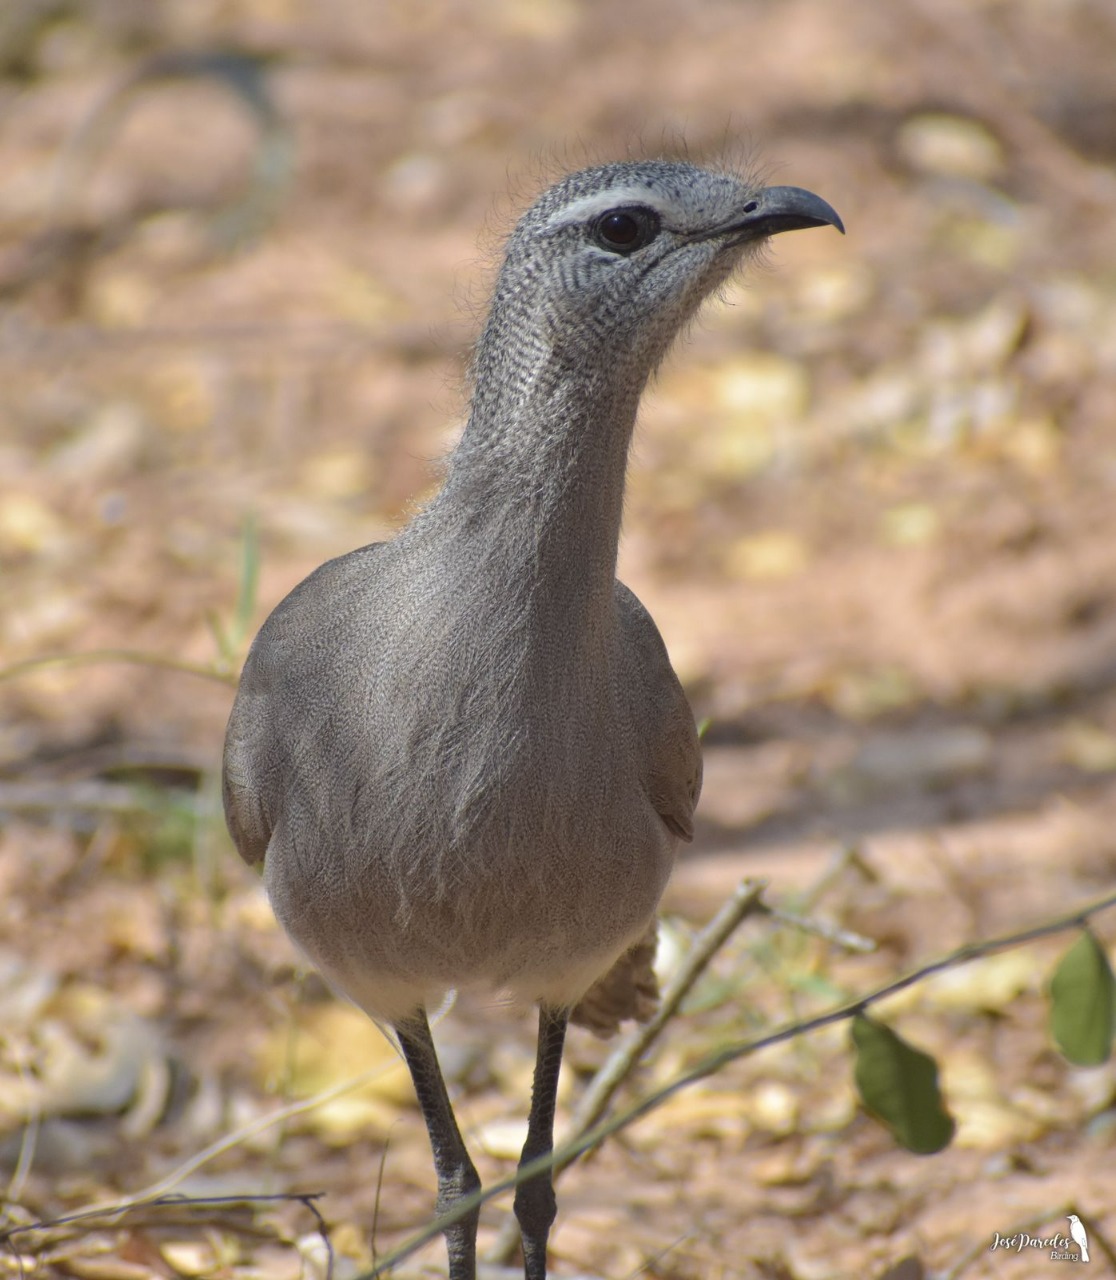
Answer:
[145,358,218,434]
[1059,720,1116,773]
[0,972,169,1133]
[715,354,811,423]
[897,113,1006,182]
[880,502,940,548]
[725,530,810,581]
[0,493,69,556]
[256,1001,414,1141]
[825,667,921,721]
[744,1080,800,1136]
[303,448,376,500]
[950,1097,1043,1150]
[474,1116,528,1159]
[633,1087,749,1144]
[916,950,1035,1013]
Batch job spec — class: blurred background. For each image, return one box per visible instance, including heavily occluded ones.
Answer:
[2,0,1116,1276]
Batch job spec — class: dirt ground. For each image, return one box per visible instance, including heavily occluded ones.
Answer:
[2,0,1116,1277]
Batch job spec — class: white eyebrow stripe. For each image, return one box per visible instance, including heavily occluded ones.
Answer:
[542,187,673,230]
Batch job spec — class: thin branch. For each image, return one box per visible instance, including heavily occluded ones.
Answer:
[364,887,1116,1278]
[0,650,237,687]
[794,843,879,911]
[0,780,194,817]
[565,878,766,1165]
[369,1135,393,1280]
[294,1192,335,1280]
[76,1058,405,1213]
[6,1059,40,1204]
[624,1232,692,1279]
[903,0,1116,212]
[0,1192,325,1245]
[484,878,766,1265]
[639,886,1116,1115]
[757,902,876,953]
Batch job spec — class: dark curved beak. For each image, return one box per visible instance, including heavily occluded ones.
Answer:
[697,185,844,244]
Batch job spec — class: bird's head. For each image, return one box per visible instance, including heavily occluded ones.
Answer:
[485,160,843,378]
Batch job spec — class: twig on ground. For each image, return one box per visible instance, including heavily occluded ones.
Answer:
[567,878,768,1162]
[757,902,876,953]
[0,780,197,818]
[903,0,1116,212]
[0,650,237,687]
[485,878,766,1264]
[0,1193,332,1280]
[370,887,1116,1278]
[76,1059,403,1212]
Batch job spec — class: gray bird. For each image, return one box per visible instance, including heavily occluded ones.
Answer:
[223,158,842,1280]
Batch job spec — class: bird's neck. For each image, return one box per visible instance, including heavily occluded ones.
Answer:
[427,331,648,633]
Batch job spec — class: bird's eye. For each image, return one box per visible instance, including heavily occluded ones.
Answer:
[593,207,661,254]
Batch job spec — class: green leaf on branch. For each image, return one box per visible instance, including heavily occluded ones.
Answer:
[852,1013,955,1154]
[1049,930,1115,1066]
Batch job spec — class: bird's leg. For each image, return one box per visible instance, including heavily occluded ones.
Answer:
[396,1010,481,1280]
[514,1004,569,1280]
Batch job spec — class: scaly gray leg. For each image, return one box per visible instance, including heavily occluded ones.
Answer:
[514,1004,569,1280]
[396,1010,481,1280]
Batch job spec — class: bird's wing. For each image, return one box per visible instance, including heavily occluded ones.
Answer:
[570,919,659,1036]
[222,542,389,867]
[614,581,703,841]
[222,713,272,866]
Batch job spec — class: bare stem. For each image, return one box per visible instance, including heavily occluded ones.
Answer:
[0,649,237,687]
[369,886,1116,1279]
[484,878,766,1266]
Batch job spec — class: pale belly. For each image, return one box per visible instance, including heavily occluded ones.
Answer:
[263,792,676,1026]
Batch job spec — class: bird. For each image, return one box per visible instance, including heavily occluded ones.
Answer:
[222,157,843,1280]
[1067,1214,1090,1262]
